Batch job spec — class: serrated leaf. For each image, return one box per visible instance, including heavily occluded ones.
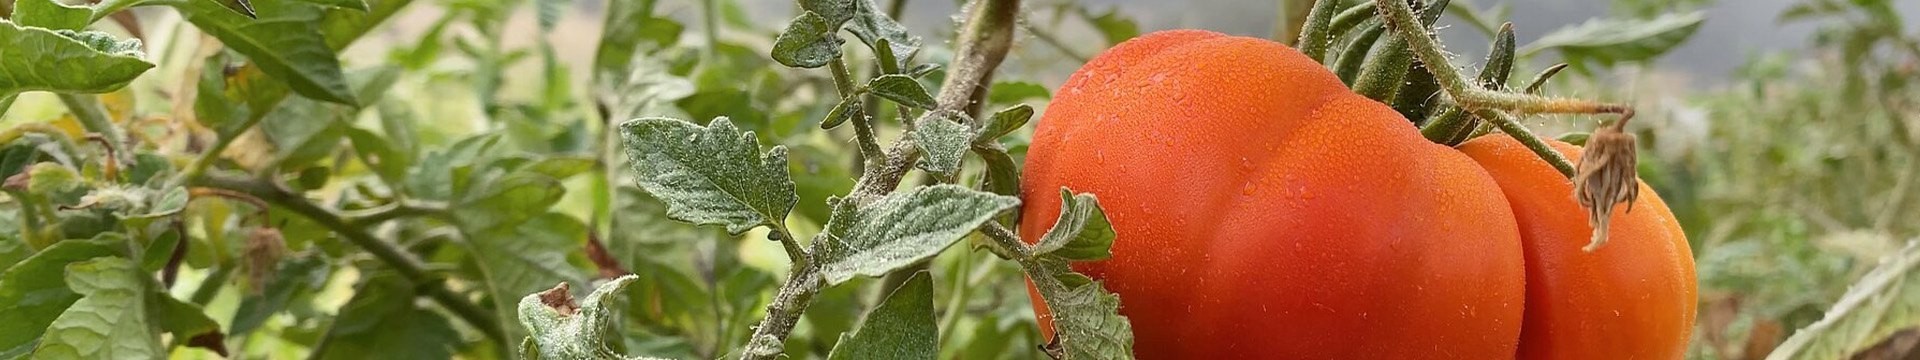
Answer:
[827,272,936,360]
[619,117,796,235]
[974,104,1032,144]
[11,0,91,30]
[314,268,462,360]
[1769,241,1920,360]
[815,185,1019,284]
[868,74,935,109]
[1031,258,1133,360]
[1031,189,1114,261]
[1521,11,1704,68]
[519,275,645,359]
[0,238,122,358]
[0,22,153,96]
[911,113,971,175]
[30,257,164,359]
[771,11,844,69]
[468,213,591,344]
[173,0,357,105]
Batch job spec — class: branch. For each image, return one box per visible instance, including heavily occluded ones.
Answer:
[739,0,1024,358]
[188,174,507,343]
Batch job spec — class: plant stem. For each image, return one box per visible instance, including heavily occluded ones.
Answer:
[189,174,506,343]
[830,58,886,164]
[702,0,720,61]
[1022,22,1090,63]
[58,94,125,158]
[1375,0,1630,118]
[1294,0,1344,58]
[738,0,1023,358]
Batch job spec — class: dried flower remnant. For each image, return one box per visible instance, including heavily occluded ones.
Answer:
[1572,115,1640,252]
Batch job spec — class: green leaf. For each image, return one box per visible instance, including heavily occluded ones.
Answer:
[174,0,357,105]
[771,11,844,69]
[592,0,679,81]
[313,268,462,360]
[987,81,1050,105]
[618,117,796,235]
[786,144,856,224]
[0,22,153,95]
[827,272,937,360]
[868,74,935,109]
[518,275,657,360]
[230,255,329,335]
[1036,266,1134,360]
[1769,242,1920,360]
[534,0,568,31]
[30,257,164,359]
[11,0,91,30]
[798,0,857,26]
[0,238,122,358]
[975,104,1032,144]
[842,0,917,70]
[150,293,224,353]
[1521,11,1704,69]
[910,113,971,176]
[290,0,366,11]
[468,213,591,343]
[1082,8,1139,46]
[818,96,860,130]
[975,146,1020,198]
[815,185,1019,284]
[1031,189,1115,261]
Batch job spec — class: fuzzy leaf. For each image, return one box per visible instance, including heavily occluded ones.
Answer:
[1522,11,1704,68]
[30,258,164,359]
[11,0,90,30]
[1769,241,1920,360]
[771,11,843,69]
[868,74,935,109]
[314,269,462,360]
[842,0,917,70]
[0,22,153,95]
[1031,189,1115,261]
[1032,258,1134,360]
[911,113,971,175]
[815,185,1019,284]
[518,276,662,360]
[827,272,937,360]
[619,117,796,235]
[173,0,357,105]
[819,96,860,130]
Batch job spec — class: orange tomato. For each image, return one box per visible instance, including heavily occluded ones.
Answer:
[1019,30,1695,359]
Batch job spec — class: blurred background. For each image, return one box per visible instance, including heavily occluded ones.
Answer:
[4,0,1918,358]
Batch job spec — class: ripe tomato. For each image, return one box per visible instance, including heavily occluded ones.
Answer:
[1019,30,1695,359]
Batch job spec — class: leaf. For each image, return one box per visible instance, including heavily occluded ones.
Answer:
[618,117,796,235]
[290,0,366,11]
[468,213,592,344]
[910,113,971,175]
[313,268,462,360]
[771,11,844,69]
[1036,267,1134,360]
[814,185,1019,284]
[827,272,937,360]
[987,82,1050,105]
[975,146,1020,198]
[173,0,357,105]
[0,22,153,95]
[455,174,566,232]
[1081,8,1139,46]
[1768,242,1920,360]
[868,74,935,109]
[30,257,164,359]
[592,0,679,81]
[842,0,917,70]
[230,255,329,335]
[1031,189,1115,261]
[818,96,860,130]
[150,293,225,354]
[534,0,568,31]
[11,0,91,30]
[0,238,122,358]
[518,276,653,359]
[974,104,1032,144]
[1521,11,1704,68]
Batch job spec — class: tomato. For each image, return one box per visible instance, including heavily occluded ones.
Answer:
[1460,135,1697,359]
[1018,30,1696,359]
[1019,29,1528,358]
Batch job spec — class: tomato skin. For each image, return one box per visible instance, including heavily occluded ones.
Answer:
[1019,30,1528,359]
[1459,136,1698,360]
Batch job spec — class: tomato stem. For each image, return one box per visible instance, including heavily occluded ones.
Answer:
[1294,0,1347,59]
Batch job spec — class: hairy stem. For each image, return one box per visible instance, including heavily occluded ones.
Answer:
[58,94,126,162]
[738,0,1023,358]
[189,174,506,343]
[1294,0,1345,59]
[1375,0,1629,119]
